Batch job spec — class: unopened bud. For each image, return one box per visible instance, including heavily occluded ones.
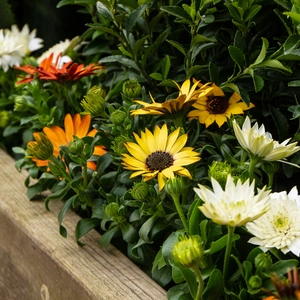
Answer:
[255,252,272,271]
[248,275,262,289]
[27,132,53,160]
[14,96,28,112]
[110,110,127,126]
[122,79,142,100]
[131,182,150,201]
[209,161,232,189]
[81,86,107,117]
[0,110,10,128]
[69,137,85,155]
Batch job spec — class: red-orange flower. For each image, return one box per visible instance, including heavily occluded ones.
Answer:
[31,113,106,170]
[15,52,105,84]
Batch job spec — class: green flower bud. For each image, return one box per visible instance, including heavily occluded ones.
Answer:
[165,176,186,198]
[81,86,107,117]
[27,132,54,160]
[248,275,262,289]
[122,79,142,100]
[14,96,28,112]
[68,137,85,155]
[254,252,272,271]
[0,110,10,128]
[110,110,127,126]
[209,161,232,188]
[131,182,150,201]
[105,202,120,218]
[172,235,203,269]
[111,134,130,155]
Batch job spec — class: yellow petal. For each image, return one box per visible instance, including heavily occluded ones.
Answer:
[175,167,192,178]
[77,114,91,137]
[169,134,187,155]
[161,167,175,179]
[133,132,151,155]
[174,157,200,166]
[157,172,166,191]
[154,124,168,151]
[125,142,147,161]
[166,128,180,152]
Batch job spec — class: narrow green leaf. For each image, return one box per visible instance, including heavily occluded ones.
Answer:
[166,39,186,55]
[206,234,240,255]
[96,1,114,21]
[228,45,245,72]
[253,37,268,65]
[288,80,300,87]
[252,73,264,92]
[150,73,163,81]
[127,4,148,31]
[161,55,171,80]
[255,59,292,73]
[244,5,261,22]
[283,11,300,24]
[57,0,96,7]
[160,6,191,21]
[75,218,101,245]
[100,55,140,70]
[99,226,120,248]
[86,24,120,38]
[263,259,299,277]
[58,194,78,225]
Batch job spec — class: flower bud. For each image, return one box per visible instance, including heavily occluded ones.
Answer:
[122,79,142,101]
[110,110,127,126]
[81,86,107,117]
[165,176,186,198]
[208,161,232,188]
[14,96,28,112]
[131,182,150,201]
[0,110,10,128]
[254,252,272,271]
[105,202,119,218]
[68,137,85,155]
[27,132,53,160]
[172,235,203,269]
[248,275,262,289]
[111,134,130,155]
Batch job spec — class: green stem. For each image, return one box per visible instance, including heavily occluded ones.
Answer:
[267,172,274,189]
[172,194,189,233]
[83,164,88,189]
[248,155,260,179]
[223,226,235,286]
[191,266,204,300]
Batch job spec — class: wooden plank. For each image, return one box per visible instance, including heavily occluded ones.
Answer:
[0,149,167,300]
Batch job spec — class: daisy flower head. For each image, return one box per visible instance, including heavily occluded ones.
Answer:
[233,116,300,162]
[188,83,254,128]
[122,124,200,191]
[37,37,79,66]
[29,113,106,170]
[130,79,202,117]
[246,186,300,256]
[195,175,270,227]
[16,52,105,84]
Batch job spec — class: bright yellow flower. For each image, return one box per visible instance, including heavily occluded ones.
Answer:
[31,113,106,170]
[122,124,200,191]
[188,83,255,127]
[130,79,202,116]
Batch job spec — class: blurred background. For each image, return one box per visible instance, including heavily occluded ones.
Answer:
[1,0,91,53]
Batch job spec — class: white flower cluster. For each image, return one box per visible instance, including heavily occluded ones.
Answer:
[0,24,43,72]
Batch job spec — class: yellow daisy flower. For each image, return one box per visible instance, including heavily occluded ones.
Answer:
[188,83,255,127]
[122,124,200,191]
[130,79,202,116]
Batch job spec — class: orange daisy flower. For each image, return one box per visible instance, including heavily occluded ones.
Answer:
[31,113,106,170]
[16,52,105,84]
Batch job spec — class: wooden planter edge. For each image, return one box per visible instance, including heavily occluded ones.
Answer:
[0,149,167,300]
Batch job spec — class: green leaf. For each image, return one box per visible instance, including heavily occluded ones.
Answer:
[188,198,202,235]
[178,266,197,299]
[57,0,96,8]
[288,80,300,87]
[283,11,300,24]
[244,5,261,22]
[253,37,268,65]
[160,6,191,22]
[0,0,15,27]
[95,1,113,21]
[120,222,138,244]
[206,234,240,255]
[150,73,163,81]
[99,226,120,248]
[228,46,245,72]
[132,36,149,57]
[255,59,292,73]
[247,68,264,92]
[224,2,243,22]
[161,55,171,80]
[139,215,159,243]
[263,259,299,277]
[86,24,120,38]
[202,269,224,300]
[99,55,140,71]
[58,194,78,226]
[166,39,186,55]
[127,4,148,31]
[209,62,219,84]
[75,218,100,245]
[45,184,70,211]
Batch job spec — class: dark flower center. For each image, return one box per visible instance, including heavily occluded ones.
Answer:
[146,150,174,172]
[206,96,228,114]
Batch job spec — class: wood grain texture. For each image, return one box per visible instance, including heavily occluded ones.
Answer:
[0,149,167,300]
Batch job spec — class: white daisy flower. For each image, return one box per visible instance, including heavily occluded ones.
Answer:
[0,24,43,72]
[37,37,79,67]
[246,186,300,256]
[194,175,270,227]
[233,116,300,162]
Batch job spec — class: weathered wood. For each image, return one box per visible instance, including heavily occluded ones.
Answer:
[0,149,167,300]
